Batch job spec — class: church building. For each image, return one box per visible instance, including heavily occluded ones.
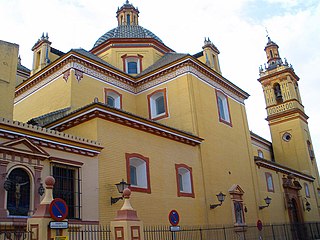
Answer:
[0,0,319,228]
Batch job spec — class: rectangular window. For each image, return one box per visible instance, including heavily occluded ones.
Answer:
[216,90,232,126]
[305,183,310,198]
[51,163,82,219]
[175,164,195,198]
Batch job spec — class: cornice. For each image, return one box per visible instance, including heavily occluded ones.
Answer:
[255,157,314,182]
[45,103,203,146]
[14,50,249,105]
[258,67,299,83]
[0,118,102,156]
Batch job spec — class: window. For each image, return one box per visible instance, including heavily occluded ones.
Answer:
[258,150,264,158]
[147,89,169,120]
[52,163,81,219]
[307,141,315,160]
[126,14,130,25]
[6,168,30,216]
[216,90,232,126]
[126,153,151,193]
[274,83,283,103]
[305,183,310,198]
[175,164,194,197]
[104,88,122,109]
[122,55,143,74]
[234,201,245,224]
[265,173,274,192]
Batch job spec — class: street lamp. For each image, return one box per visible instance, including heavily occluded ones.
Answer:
[210,192,226,209]
[111,179,130,205]
[259,196,272,210]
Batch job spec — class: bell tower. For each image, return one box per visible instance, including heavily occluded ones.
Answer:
[116,0,139,26]
[258,36,318,177]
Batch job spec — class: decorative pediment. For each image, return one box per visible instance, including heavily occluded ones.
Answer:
[0,137,49,158]
[228,184,245,201]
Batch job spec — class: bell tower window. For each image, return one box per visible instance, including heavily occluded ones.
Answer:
[127,14,130,25]
[273,83,283,103]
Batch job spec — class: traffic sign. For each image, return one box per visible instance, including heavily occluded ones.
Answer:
[49,198,68,221]
[257,220,263,231]
[169,210,180,226]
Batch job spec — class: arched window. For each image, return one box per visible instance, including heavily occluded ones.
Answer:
[269,50,273,58]
[147,89,169,120]
[175,164,194,197]
[265,172,274,192]
[216,90,231,126]
[274,83,282,103]
[126,14,130,25]
[121,55,143,74]
[6,168,31,216]
[126,153,151,193]
[104,88,122,109]
[258,150,264,158]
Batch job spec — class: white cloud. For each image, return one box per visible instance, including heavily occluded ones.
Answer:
[0,0,319,165]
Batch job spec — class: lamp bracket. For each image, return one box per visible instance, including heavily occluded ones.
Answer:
[111,196,123,205]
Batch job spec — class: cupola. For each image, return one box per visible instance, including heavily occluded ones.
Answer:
[116,0,139,26]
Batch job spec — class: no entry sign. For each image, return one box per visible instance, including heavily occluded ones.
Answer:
[49,198,68,221]
[169,210,180,226]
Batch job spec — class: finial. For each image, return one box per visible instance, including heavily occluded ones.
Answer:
[18,55,21,65]
[41,32,45,40]
[45,32,49,40]
[126,0,129,4]
[265,27,269,38]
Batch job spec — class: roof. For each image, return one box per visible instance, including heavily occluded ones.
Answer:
[17,63,30,73]
[71,48,122,71]
[93,25,163,48]
[27,107,71,126]
[31,101,203,146]
[137,53,188,77]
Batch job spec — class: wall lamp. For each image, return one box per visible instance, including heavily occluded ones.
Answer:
[111,179,130,205]
[304,198,311,212]
[259,196,272,210]
[210,192,226,209]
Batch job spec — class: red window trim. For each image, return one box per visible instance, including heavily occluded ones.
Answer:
[265,172,274,192]
[215,89,232,127]
[126,153,151,194]
[175,164,195,198]
[147,88,169,120]
[104,88,123,109]
[121,54,143,74]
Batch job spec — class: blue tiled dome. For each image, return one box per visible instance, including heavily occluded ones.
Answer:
[93,25,163,48]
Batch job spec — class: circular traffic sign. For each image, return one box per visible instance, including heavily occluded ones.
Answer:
[257,220,263,231]
[169,210,180,226]
[49,198,68,221]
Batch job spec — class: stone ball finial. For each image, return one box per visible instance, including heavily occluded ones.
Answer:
[45,176,55,188]
[122,188,131,199]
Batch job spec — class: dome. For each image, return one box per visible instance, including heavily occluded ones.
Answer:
[93,25,163,48]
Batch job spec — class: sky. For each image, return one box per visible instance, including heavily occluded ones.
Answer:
[0,0,319,165]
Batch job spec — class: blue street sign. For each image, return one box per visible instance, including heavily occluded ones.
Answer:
[49,198,68,221]
[169,210,180,226]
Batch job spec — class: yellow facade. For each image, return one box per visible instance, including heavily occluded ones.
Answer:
[1,0,319,230]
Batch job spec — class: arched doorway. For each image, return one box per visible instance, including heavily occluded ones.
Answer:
[6,168,31,216]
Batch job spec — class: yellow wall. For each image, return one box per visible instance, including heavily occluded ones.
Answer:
[14,75,72,122]
[63,118,206,225]
[97,47,164,73]
[0,40,19,120]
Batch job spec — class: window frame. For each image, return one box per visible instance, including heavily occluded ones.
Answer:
[147,88,169,120]
[104,88,122,109]
[258,150,264,158]
[126,153,151,194]
[121,54,143,74]
[175,164,195,198]
[215,90,232,126]
[51,163,82,220]
[265,172,274,192]
[304,183,310,198]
